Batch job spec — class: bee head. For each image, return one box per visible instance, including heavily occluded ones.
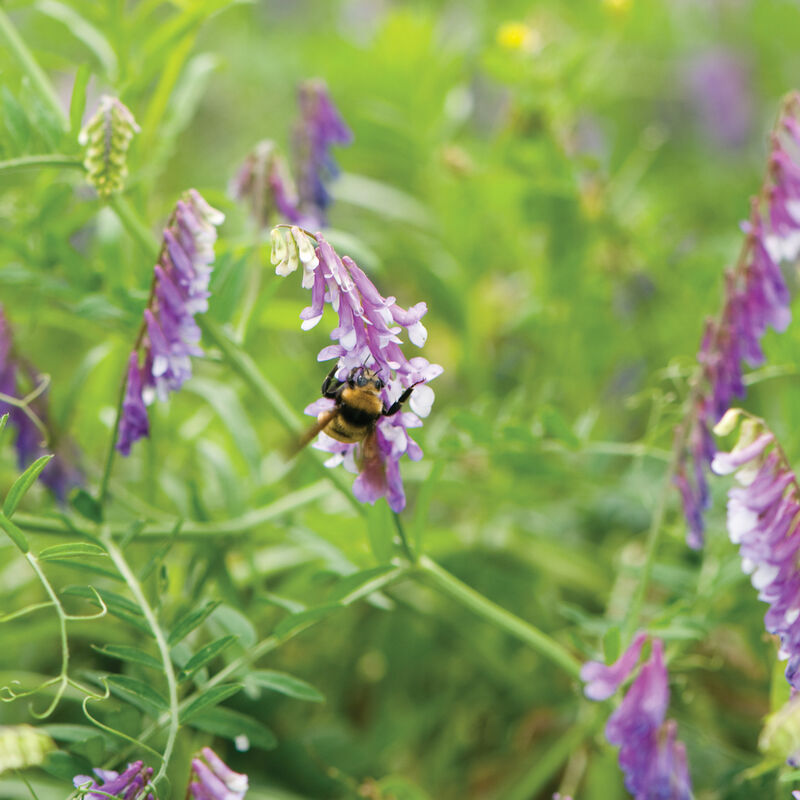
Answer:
[349,366,385,392]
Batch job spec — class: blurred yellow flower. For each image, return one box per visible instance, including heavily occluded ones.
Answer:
[603,0,632,14]
[496,22,541,53]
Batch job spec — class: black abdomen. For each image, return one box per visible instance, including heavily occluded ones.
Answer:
[340,404,380,427]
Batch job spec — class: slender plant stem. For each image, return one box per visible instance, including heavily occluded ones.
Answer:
[393,511,415,562]
[16,480,332,539]
[102,531,179,788]
[416,555,582,680]
[118,565,409,764]
[108,195,159,261]
[23,554,69,717]
[97,373,129,509]
[0,155,83,174]
[500,706,605,800]
[0,8,69,131]
[198,316,364,513]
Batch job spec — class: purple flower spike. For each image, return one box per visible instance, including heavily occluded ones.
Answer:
[712,415,800,691]
[116,190,224,455]
[0,306,83,501]
[293,79,353,224]
[272,227,442,512]
[675,92,800,547]
[580,631,647,701]
[587,638,693,800]
[189,747,248,800]
[230,140,306,228]
[73,760,155,800]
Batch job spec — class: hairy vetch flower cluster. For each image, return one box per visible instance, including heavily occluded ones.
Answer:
[231,79,351,230]
[79,96,140,198]
[73,760,154,800]
[676,92,800,549]
[582,635,692,799]
[271,226,441,511]
[189,747,248,800]
[711,410,800,690]
[0,307,82,500]
[116,190,224,455]
[230,140,304,228]
[293,78,353,221]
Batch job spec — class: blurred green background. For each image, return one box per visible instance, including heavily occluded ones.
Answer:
[3,0,800,798]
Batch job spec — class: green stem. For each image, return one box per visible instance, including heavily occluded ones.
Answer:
[97,371,128,509]
[0,9,69,131]
[393,511,415,562]
[0,155,83,174]
[416,555,582,679]
[198,316,363,514]
[102,532,179,787]
[108,195,159,261]
[500,707,604,800]
[16,481,333,539]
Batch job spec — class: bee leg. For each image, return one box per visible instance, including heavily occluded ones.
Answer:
[383,381,424,416]
[322,365,343,398]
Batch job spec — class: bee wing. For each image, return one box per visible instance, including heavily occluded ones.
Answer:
[288,409,338,457]
[357,428,387,494]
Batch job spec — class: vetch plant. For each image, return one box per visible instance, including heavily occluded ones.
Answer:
[79,96,140,199]
[711,409,800,690]
[116,189,224,455]
[675,92,800,548]
[582,636,693,799]
[271,225,442,511]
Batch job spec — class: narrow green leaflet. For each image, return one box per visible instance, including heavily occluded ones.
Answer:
[68,63,90,134]
[69,488,103,523]
[0,511,28,553]
[3,455,53,517]
[62,586,151,636]
[168,599,221,646]
[38,542,107,561]
[104,675,168,715]
[91,644,162,671]
[186,707,277,751]
[327,566,397,602]
[274,604,342,639]
[248,670,325,703]
[179,635,238,680]
[207,604,257,648]
[179,683,243,723]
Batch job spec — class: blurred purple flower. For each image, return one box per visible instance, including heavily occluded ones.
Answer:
[116,190,224,455]
[0,307,82,501]
[230,140,306,228]
[293,79,353,223]
[73,760,154,800]
[580,631,647,701]
[686,49,753,149]
[676,92,800,548]
[271,226,442,512]
[584,638,693,800]
[189,747,248,800]
[711,413,800,690]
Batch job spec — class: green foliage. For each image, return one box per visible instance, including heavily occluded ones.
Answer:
[2,1,800,798]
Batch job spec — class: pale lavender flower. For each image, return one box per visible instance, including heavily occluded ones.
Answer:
[711,413,800,690]
[686,49,753,149]
[580,631,647,701]
[676,92,800,548]
[116,190,224,455]
[73,760,154,800]
[230,140,305,228]
[271,226,442,512]
[584,638,693,800]
[0,307,82,500]
[293,79,353,223]
[189,747,248,800]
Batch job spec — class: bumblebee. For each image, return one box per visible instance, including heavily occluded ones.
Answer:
[295,365,421,468]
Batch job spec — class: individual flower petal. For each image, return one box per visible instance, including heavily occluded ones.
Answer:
[580,631,647,701]
[189,747,248,800]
